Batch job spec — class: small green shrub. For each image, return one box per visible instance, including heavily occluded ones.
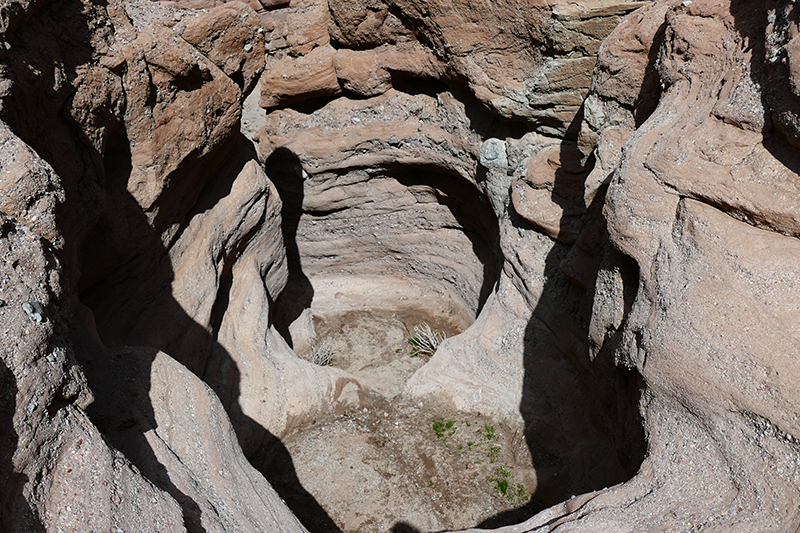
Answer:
[432,418,457,440]
[489,467,511,496]
[487,445,501,463]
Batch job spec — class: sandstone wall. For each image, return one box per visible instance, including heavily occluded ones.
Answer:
[1,0,799,531]
[0,0,308,530]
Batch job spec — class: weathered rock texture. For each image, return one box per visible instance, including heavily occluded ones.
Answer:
[0,0,307,530]
[463,0,800,531]
[2,0,800,531]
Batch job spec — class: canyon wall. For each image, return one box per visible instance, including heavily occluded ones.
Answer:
[0,0,798,531]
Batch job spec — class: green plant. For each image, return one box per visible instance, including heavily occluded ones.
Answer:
[489,467,511,496]
[432,418,457,440]
[480,424,496,441]
[408,323,446,357]
[487,445,501,463]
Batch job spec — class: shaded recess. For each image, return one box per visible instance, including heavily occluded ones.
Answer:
[256,67,648,528]
[268,148,502,360]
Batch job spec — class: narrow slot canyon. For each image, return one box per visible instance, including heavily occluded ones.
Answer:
[3,0,799,532]
[244,83,645,532]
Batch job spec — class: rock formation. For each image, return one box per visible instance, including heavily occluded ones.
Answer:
[1,0,799,531]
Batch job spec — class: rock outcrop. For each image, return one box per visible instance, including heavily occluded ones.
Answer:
[2,0,799,531]
[0,0,308,530]
[463,0,800,531]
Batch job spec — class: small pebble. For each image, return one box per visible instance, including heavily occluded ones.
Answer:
[22,301,44,323]
[244,43,253,52]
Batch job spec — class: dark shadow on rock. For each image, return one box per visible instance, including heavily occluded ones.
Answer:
[390,521,423,533]
[730,1,800,177]
[0,0,334,530]
[0,359,44,533]
[266,147,315,349]
[251,434,344,533]
[71,121,206,531]
[479,111,646,527]
[73,336,206,530]
[73,135,339,532]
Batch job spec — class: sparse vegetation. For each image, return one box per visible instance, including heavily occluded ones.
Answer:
[308,338,335,366]
[487,445,501,463]
[424,416,530,504]
[489,467,528,502]
[408,323,446,357]
[432,418,457,440]
[490,467,511,496]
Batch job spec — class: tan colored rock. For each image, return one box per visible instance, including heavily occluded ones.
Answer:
[489,1,800,531]
[376,0,647,130]
[0,122,66,248]
[75,336,310,532]
[0,0,308,530]
[260,44,342,108]
[257,89,480,182]
[0,212,185,532]
[510,144,590,244]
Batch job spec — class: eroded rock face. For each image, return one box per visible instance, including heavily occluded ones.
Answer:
[0,0,307,530]
[252,0,648,523]
[475,1,800,531]
[2,0,799,531]
[261,0,648,134]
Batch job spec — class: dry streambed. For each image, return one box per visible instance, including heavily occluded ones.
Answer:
[255,395,540,532]
[253,309,540,532]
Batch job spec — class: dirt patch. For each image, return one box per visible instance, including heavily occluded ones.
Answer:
[255,308,542,532]
[253,397,542,533]
[310,310,459,399]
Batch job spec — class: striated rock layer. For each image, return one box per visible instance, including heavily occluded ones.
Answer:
[467,0,800,531]
[0,0,307,530]
[0,0,799,531]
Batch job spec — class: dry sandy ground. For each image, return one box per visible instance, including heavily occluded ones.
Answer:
[253,310,542,533]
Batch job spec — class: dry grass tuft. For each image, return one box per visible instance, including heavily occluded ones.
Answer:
[408,323,446,357]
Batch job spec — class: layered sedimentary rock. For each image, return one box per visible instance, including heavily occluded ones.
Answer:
[0,0,307,530]
[2,0,799,531]
[253,0,649,517]
[470,0,800,531]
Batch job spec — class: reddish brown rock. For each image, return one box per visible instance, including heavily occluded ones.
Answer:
[478,1,800,531]
[0,212,186,532]
[261,0,646,133]
[260,44,342,108]
[0,0,309,530]
[180,2,266,95]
